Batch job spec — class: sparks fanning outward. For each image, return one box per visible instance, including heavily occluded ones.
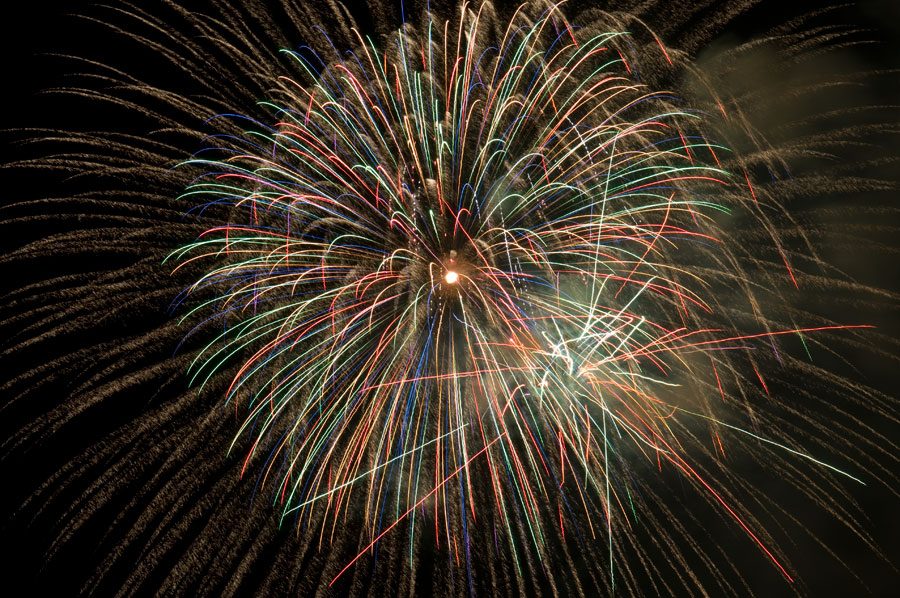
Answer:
[166,3,870,587]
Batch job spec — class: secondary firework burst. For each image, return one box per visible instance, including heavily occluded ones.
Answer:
[166,2,867,586]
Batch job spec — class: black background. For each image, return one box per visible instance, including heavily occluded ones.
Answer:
[1,1,897,595]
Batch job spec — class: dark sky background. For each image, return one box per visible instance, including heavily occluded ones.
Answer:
[0,1,896,596]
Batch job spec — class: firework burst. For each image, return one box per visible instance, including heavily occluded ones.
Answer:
[169,2,871,587]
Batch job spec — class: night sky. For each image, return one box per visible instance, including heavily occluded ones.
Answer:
[1,1,897,595]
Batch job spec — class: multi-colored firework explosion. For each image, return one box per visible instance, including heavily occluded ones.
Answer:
[1,1,897,595]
